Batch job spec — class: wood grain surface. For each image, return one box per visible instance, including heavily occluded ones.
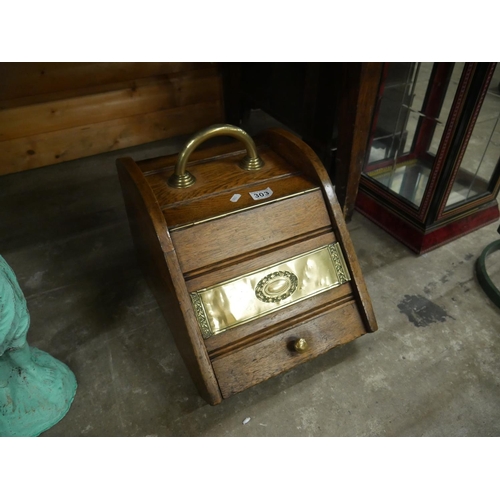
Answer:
[163,177,318,229]
[1,101,222,174]
[170,190,331,274]
[1,63,223,175]
[0,62,213,100]
[212,300,366,398]
[147,148,292,209]
[0,69,221,141]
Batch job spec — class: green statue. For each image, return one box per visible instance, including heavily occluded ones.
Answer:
[0,255,77,436]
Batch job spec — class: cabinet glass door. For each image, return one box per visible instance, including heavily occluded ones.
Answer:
[445,64,500,208]
[363,63,464,209]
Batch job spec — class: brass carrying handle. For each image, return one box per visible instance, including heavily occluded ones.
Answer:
[167,124,265,188]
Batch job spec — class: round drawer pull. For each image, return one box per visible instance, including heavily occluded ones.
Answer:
[294,338,309,353]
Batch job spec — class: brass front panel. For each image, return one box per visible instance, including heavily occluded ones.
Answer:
[190,243,351,339]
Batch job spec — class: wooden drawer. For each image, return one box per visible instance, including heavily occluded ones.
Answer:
[211,300,366,398]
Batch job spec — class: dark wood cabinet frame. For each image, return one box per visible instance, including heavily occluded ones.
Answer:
[356,62,500,254]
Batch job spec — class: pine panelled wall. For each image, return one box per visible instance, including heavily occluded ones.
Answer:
[0,63,224,175]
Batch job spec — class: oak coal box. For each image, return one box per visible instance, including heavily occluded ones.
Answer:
[117,124,377,405]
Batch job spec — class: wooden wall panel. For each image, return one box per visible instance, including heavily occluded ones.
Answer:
[0,102,223,174]
[0,69,221,141]
[0,62,212,101]
[0,63,224,175]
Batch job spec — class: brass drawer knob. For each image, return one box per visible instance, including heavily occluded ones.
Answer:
[294,338,309,353]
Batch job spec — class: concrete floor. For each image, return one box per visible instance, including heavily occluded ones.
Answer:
[1,132,499,437]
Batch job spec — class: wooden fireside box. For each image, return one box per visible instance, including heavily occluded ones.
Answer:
[117,124,378,405]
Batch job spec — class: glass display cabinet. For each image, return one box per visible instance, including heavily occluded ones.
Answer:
[356,62,500,253]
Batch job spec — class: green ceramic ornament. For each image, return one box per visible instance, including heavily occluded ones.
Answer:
[0,255,77,437]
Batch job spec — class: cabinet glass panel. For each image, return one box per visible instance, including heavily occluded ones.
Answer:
[364,63,464,209]
[445,64,500,208]
[367,63,417,164]
[427,63,465,154]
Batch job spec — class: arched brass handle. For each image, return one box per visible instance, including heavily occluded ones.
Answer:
[167,124,265,188]
[294,338,309,354]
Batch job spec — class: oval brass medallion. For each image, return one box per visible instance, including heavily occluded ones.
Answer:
[255,271,298,303]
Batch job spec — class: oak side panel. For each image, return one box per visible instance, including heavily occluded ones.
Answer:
[116,156,222,405]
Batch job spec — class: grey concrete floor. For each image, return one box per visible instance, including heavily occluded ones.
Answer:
[1,134,499,437]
